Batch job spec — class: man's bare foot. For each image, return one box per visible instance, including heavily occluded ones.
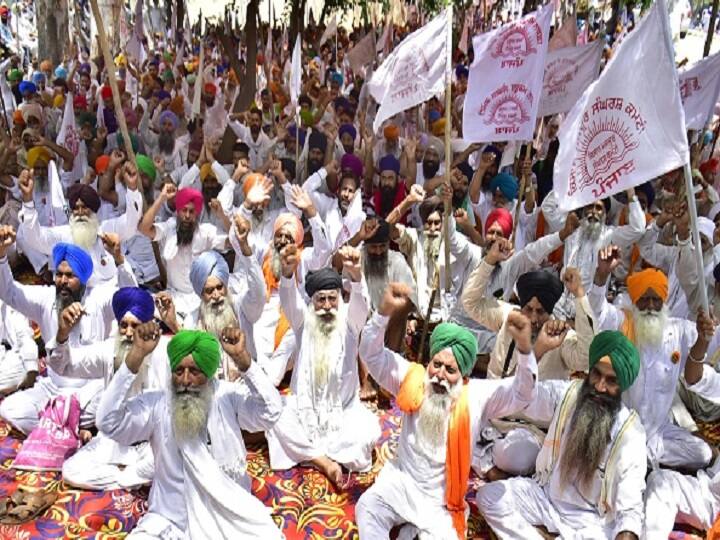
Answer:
[310,456,345,490]
[359,378,377,401]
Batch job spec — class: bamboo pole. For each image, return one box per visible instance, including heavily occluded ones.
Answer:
[442,4,453,295]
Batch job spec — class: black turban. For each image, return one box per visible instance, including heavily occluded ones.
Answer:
[365,219,390,245]
[308,130,328,153]
[67,183,101,213]
[516,270,563,314]
[305,267,343,298]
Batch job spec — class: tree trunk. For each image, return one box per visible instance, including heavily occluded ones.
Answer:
[176,0,184,43]
[704,0,719,57]
[605,0,621,37]
[290,0,307,45]
[36,0,70,65]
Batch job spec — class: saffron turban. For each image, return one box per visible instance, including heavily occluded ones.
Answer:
[18,81,36,95]
[430,322,478,377]
[169,96,184,115]
[67,184,101,213]
[489,173,519,201]
[305,267,343,298]
[112,287,155,323]
[199,163,214,182]
[431,118,446,137]
[26,146,51,168]
[697,216,715,243]
[627,268,668,304]
[516,270,564,314]
[176,187,204,214]
[379,154,400,175]
[40,60,52,72]
[485,208,513,238]
[190,251,229,296]
[242,173,265,196]
[341,153,363,180]
[52,243,93,285]
[12,109,23,125]
[589,330,640,392]
[95,155,110,174]
[158,110,179,130]
[273,213,304,246]
[167,330,220,379]
[383,124,400,140]
[136,154,156,181]
[338,123,357,141]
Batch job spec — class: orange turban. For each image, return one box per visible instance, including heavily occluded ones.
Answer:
[383,124,400,140]
[169,95,184,115]
[12,109,24,126]
[199,163,214,182]
[40,60,52,72]
[431,118,446,137]
[627,268,668,304]
[273,213,304,247]
[95,155,110,174]
[242,173,265,196]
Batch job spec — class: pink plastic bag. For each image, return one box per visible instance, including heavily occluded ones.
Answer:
[12,394,81,471]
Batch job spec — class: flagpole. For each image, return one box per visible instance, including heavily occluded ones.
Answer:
[442,4,453,296]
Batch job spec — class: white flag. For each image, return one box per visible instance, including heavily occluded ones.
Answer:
[47,160,68,227]
[539,41,603,117]
[346,31,375,75]
[126,0,147,65]
[554,0,689,212]
[191,45,204,120]
[463,3,553,142]
[319,15,337,47]
[56,92,84,182]
[290,35,302,108]
[678,52,720,130]
[548,14,577,51]
[459,11,472,55]
[368,9,449,134]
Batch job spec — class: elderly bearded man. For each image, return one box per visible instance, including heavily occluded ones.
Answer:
[590,246,713,470]
[97,327,284,540]
[17,167,143,286]
[266,246,380,487]
[45,288,166,490]
[356,283,539,539]
[478,331,646,539]
[0,232,137,433]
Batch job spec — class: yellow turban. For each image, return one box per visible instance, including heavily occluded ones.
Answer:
[53,94,65,108]
[27,146,52,168]
[431,118,446,137]
[627,268,668,304]
[199,163,214,182]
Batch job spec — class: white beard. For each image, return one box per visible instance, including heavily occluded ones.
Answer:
[69,213,100,250]
[423,234,441,265]
[416,373,462,453]
[581,218,603,241]
[171,382,215,443]
[114,334,134,371]
[632,304,668,349]
[199,296,239,339]
[305,305,345,390]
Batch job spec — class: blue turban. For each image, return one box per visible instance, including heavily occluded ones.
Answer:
[54,66,68,80]
[288,124,306,147]
[31,72,45,85]
[158,110,179,129]
[379,154,401,175]
[52,243,93,286]
[489,173,519,201]
[155,90,171,101]
[190,251,230,297]
[330,71,344,86]
[338,123,357,141]
[112,287,155,323]
[428,109,441,123]
[636,181,655,207]
[18,81,36,95]
[455,64,469,79]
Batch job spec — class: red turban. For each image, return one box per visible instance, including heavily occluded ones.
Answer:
[485,208,513,238]
[100,86,112,100]
[73,94,88,110]
[95,155,110,174]
[273,213,304,247]
[204,82,217,95]
[700,158,719,177]
[176,188,204,214]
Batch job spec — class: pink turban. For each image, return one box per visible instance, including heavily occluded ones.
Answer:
[273,213,304,247]
[176,188,204,214]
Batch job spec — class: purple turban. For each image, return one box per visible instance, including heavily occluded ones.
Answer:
[338,123,357,141]
[341,153,363,179]
[112,287,155,323]
[158,110,179,130]
[379,154,400,175]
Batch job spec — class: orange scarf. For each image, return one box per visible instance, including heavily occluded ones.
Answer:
[620,308,636,344]
[619,208,653,274]
[708,514,720,540]
[535,212,564,265]
[262,248,303,351]
[396,363,471,540]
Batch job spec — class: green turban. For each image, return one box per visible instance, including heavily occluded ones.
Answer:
[430,322,477,377]
[8,69,22,82]
[589,330,640,392]
[116,132,139,153]
[136,154,156,181]
[167,330,220,379]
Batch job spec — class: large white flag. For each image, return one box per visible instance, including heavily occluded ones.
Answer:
[463,3,553,142]
[56,93,84,182]
[678,51,720,130]
[47,160,68,227]
[368,9,449,134]
[126,0,147,65]
[346,31,375,75]
[554,0,689,212]
[548,14,577,51]
[290,35,302,108]
[319,15,337,47]
[538,41,603,117]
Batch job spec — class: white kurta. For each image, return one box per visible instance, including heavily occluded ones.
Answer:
[0,300,38,392]
[589,283,712,470]
[266,279,379,471]
[97,362,283,539]
[356,312,538,538]
[477,380,647,539]
[227,119,275,171]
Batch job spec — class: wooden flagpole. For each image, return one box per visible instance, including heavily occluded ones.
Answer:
[442,3,453,295]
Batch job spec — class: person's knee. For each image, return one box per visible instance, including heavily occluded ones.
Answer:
[476,480,511,516]
[492,430,541,476]
[0,395,32,433]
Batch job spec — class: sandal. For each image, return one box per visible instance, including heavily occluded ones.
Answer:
[0,488,57,524]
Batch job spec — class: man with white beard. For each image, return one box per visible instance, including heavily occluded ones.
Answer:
[356,283,539,539]
[542,190,647,319]
[17,168,143,286]
[478,331,646,539]
[590,246,714,470]
[97,326,284,539]
[44,287,166,490]
[266,246,380,488]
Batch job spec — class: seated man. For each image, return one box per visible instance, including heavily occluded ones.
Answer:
[478,331,646,539]
[356,283,538,539]
[47,287,166,490]
[267,247,380,486]
[97,327,283,539]
[0,299,38,395]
